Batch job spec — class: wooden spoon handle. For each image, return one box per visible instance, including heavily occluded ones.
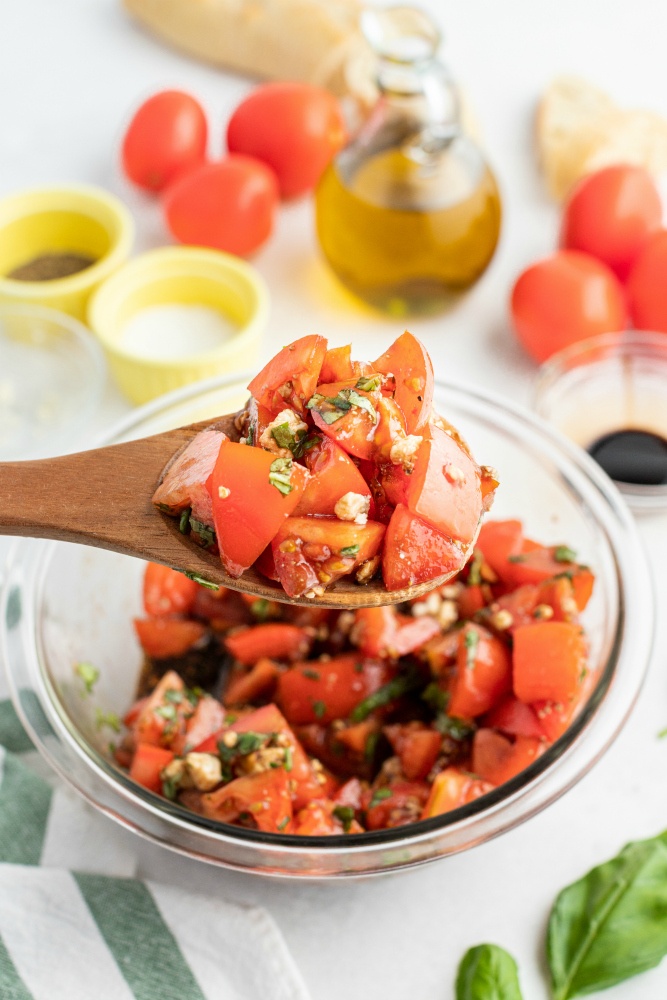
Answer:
[0,430,193,551]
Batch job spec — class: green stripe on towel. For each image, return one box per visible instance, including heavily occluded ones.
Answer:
[74,874,207,1000]
[0,752,53,865]
[0,933,34,999]
[0,701,34,754]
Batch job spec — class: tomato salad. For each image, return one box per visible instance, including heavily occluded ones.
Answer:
[153,332,499,598]
[118,520,595,836]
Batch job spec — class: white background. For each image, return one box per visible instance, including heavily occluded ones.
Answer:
[2,1,667,997]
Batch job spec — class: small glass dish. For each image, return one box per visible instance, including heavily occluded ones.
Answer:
[0,303,107,461]
[534,331,667,515]
[0,376,654,878]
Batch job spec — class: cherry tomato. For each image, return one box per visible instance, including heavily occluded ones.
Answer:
[560,165,663,280]
[626,230,667,331]
[226,82,346,199]
[121,90,208,192]
[510,251,628,363]
[163,155,279,256]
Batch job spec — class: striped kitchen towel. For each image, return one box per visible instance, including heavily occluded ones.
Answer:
[0,700,311,1000]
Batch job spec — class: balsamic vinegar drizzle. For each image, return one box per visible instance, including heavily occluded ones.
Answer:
[587,429,667,486]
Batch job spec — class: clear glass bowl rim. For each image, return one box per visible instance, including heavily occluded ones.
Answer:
[1,372,656,877]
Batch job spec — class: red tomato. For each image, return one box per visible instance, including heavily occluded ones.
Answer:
[626,230,667,331]
[133,618,207,660]
[277,654,392,725]
[510,251,628,363]
[272,516,386,598]
[163,155,279,256]
[560,166,662,280]
[308,378,381,461]
[129,744,175,793]
[471,730,543,786]
[121,89,208,192]
[373,331,434,435]
[211,439,309,576]
[143,562,198,618]
[448,623,512,719]
[247,335,328,416]
[421,767,492,820]
[513,621,586,704]
[382,503,464,591]
[224,623,311,664]
[201,768,294,833]
[226,82,346,199]
[292,436,372,518]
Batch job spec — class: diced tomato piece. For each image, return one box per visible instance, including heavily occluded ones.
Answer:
[224,623,311,664]
[382,504,465,591]
[247,334,328,416]
[421,631,460,676]
[307,379,380,460]
[476,520,524,579]
[384,723,443,781]
[152,428,226,514]
[223,657,282,706]
[171,694,226,755]
[272,516,385,598]
[292,436,372,517]
[293,800,362,836]
[371,396,409,464]
[133,670,189,748]
[513,621,587,704]
[129,744,174,794]
[211,438,309,576]
[200,768,293,833]
[571,567,595,612]
[483,696,544,739]
[253,545,280,581]
[333,777,364,810]
[364,780,431,830]
[277,654,392,725]
[457,584,487,619]
[448,623,512,719]
[133,618,207,659]
[421,766,493,819]
[143,562,199,618]
[532,698,576,742]
[351,606,440,658]
[373,331,434,435]
[472,729,544,786]
[333,717,381,756]
[319,344,355,383]
[405,426,483,546]
[123,696,148,729]
[501,541,591,592]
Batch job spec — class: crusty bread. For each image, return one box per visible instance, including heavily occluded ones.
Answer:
[537,75,667,200]
[123,0,367,96]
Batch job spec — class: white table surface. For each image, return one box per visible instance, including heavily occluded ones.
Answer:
[3,1,667,997]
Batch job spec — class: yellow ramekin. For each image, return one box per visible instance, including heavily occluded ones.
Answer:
[87,246,269,404]
[0,185,134,321]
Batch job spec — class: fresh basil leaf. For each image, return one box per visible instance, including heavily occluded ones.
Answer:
[346,389,377,421]
[269,456,294,495]
[553,545,577,564]
[355,374,382,392]
[349,670,421,723]
[456,944,523,1000]
[271,422,296,450]
[548,831,667,1000]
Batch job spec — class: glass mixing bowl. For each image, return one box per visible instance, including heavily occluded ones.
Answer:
[0,375,654,878]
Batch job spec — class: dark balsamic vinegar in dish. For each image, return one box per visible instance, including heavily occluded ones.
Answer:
[588,429,667,486]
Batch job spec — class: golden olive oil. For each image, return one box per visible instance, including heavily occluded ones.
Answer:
[315,147,501,315]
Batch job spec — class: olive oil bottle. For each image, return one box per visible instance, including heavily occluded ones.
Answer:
[315,7,501,315]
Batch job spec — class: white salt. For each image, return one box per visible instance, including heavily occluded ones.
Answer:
[119,304,239,360]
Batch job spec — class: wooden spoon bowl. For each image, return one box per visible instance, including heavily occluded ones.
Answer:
[0,413,473,608]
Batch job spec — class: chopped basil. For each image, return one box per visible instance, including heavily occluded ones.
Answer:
[182,570,219,590]
[251,598,271,621]
[164,689,184,704]
[312,699,327,719]
[340,544,360,557]
[301,668,321,681]
[364,730,379,761]
[75,661,99,695]
[353,662,364,674]
[162,774,180,801]
[189,517,216,548]
[306,388,377,425]
[155,704,177,721]
[269,457,295,495]
[421,681,449,713]
[179,507,191,534]
[435,713,476,742]
[270,423,319,459]
[333,805,355,832]
[350,671,421,723]
[284,745,293,772]
[658,727,667,739]
[355,374,382,392]
[277,816,290,831]
[467,549,483,587]
[464,628,480,671]
[246,424,255,447]
[554,545,577,563]
[236,732,269,756]
[508,554,527,563]
[369,787,392,809]
[94,708,121,733]
[271,422,297,450]
[185,687,203,706]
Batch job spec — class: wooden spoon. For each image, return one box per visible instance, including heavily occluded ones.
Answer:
[0,414,473,608]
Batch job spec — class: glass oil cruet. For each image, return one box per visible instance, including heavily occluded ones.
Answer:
[315,5,502,316]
